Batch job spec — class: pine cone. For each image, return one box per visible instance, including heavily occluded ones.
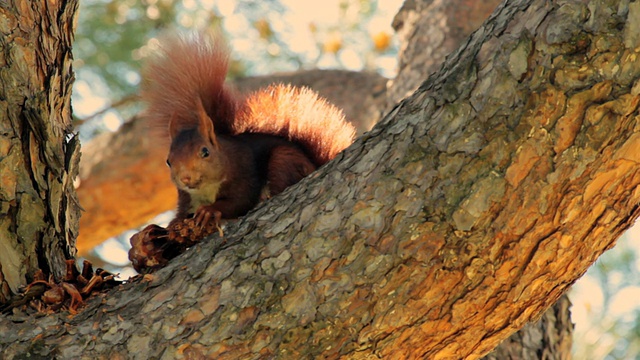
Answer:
[129,218,220,273]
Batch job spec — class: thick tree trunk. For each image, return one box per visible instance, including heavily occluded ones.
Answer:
[1,0,637,359]
[386,0,502,110]
[387,1,574,359]
[76,70,388,254]
[0,1,80,300]
[484,296,573,360]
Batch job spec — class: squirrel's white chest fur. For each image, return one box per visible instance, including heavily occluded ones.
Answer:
[185,181,222,213]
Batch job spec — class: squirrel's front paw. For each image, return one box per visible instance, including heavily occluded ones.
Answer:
[194,205,222,229]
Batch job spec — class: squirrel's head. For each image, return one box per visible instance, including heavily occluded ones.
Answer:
[166,101,226,197]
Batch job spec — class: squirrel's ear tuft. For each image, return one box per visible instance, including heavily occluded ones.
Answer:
[196,98,219,150]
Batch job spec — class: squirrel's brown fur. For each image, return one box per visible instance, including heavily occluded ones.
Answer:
[141,31,239,138]
[141,30,355,225]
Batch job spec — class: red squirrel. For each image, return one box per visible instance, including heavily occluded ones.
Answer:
[141,31,355,228]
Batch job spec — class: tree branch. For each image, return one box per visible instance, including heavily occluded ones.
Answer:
[2,0,638,358]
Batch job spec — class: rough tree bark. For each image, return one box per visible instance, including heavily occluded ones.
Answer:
[388,1,573,359]
[0,1,80,300]
[390,2,574,359]
[2,0,639,359]
[386,0,502,110]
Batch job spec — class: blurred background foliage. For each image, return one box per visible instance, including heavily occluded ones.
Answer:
[71,1,640,359]
[72,0,397,140]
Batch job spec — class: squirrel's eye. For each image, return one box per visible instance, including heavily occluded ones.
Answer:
[200,147,210,158]
[166,159,171,167]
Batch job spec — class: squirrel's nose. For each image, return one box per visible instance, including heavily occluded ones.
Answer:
[181,175,196,188]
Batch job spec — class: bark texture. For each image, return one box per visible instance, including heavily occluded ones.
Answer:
[386,0,503,111]
[484,295,572,360]
[0,1,80,300]
[2,0,638,359]
[76,70,388,254]
[388,1,573,358]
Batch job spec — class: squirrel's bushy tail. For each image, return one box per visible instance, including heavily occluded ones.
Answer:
[141,30,355,165]
[235,84,356,166]
[141,30,238,137]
